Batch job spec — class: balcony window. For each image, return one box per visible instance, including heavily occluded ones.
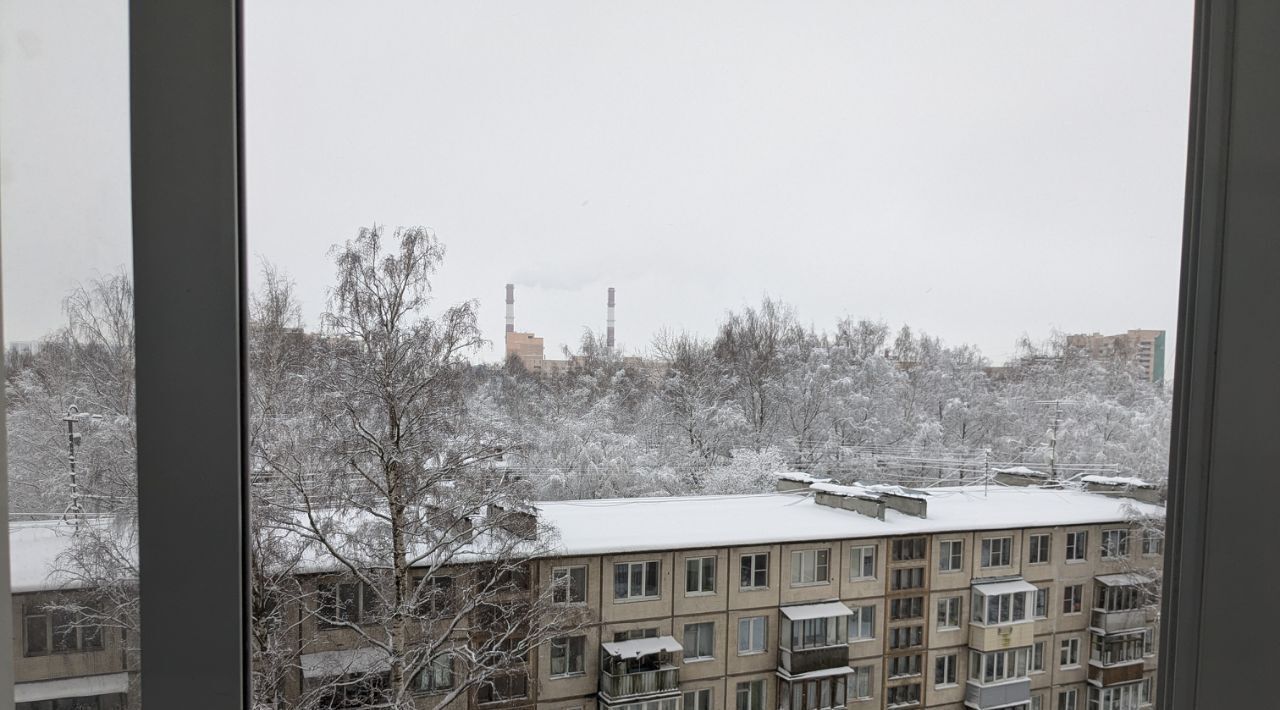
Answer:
[1090,630,1145,666]
[23,606,104,656]
[1094,582,1146,613]
[885,682,920,707]
[891,567,924,591]
[1028,533,1051,565]
[1065,531,1089,562]
[740,553,769,590]
[890,596,924,621]
[790,549,830,586]
[934,653,957,687]
[686,556,716,595]
[738,616,767,655]
[1086,680,1150,710]
[614,628,659,642]
[890,653,922,678]
[971,587,1029,625]
[892,537,927,562]
[980,537,1013,567]
[549,635,585,677]
[684,622,715,661]
[973,647,1030,684]
[888,625,923,650]
[615,560,660,601]
[936,596,961,630]
[850,545,876,580]
[792,617,846,649]
[938,540,963,572]
[552,566,587,605]
[785,676,848,710]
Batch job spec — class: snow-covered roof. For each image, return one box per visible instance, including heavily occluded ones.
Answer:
[300,647,391,679]
[1095,572,1155,587]
[601,635,683,659]
[779,601,853,620]
[860,484,929,500]
[777,472,832,484]
[972,579,1038,596]
[779,666,857,681]
[811,482,882,501]
[992,466,1049,478]
[536,487,1164,557]
[1081,475,1155,489]
[9,520,83,593]
[15,672,128,703]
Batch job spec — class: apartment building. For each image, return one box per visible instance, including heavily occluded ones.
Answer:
[1065,330,1166,384]
[7,476,1162,710]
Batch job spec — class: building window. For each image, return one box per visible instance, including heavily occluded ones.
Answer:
[973,590,1027,625]
[1101,529,1130,559]
[890,567,924,591]
[1057,688,1078,710]
[786,676,848,710]
[891,596,924,621]
[1143,628,1155,656]
[850,545,876,580]
[686,556,716,595]
[1033,587,1049,618]
[415,574,455,615]
[549,635,585,677]
[552,566,586,604]
[974,647,1030,683]
[937,596,961,629]
[614,627,659,642]
[736,680,765,710]
[980,536,1012,567]
[849,666,873,700]
[1028,533,1051,564]
[1086,682,1150,710]
[1031,695,1044,710]
[1062,584,1083,615]
[848,605,876,641]
[938,540,963,572]
[892,537,926,561]
[414,654,454,693]
[791,548,830,585]
[740,552,769,590]
[888,625,923,650]
[738,615,767,654]
[684,621,715,661]
[318,580,379,626]
[1141,529,1163,556]
[614,560,660,601]
[477,672,528,703]
[794,616,845,649]
[684,688,713,710]
[1065,531,1088,561]
[885,683,920,707]
[1060,638,1080,668]
[934,654,957,686]
[23,607,104,656]
[1031,641,1045,672]
[889,653,922,678]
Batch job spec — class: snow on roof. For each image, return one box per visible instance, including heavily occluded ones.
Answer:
[535,487,1164,557]
[810,482,882,501]
[300,647,391,679]
[1081,475,1154,489]
[601,635,683,659]
[9,520,83,593]
[992,466,1049,477]
[860,483,929,500]
[1095,572,1155,587]
[777,472,832,484]
[779,601,854,620]
[779,666,857,681]
[15,672,129,703]
[972,578,1038,596]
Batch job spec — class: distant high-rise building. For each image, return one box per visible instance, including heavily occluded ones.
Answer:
[1066,329,1166,383]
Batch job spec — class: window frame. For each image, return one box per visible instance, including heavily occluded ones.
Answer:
[737,615,767,655]
[685,555,717,596]
[614,560,661,602]
[740,552,769,590]
[789,548,830,586]
[683,621,715,661]
[1028,533,1051,565]
[936,596,962,630]
[938,539,964,572]
[849,544,877,580]
[552,565,587,605]
[0,3,1259,708]
[549,635,586,678]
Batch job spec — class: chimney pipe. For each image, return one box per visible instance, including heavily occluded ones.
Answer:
[505,284,515,333]
[607,287,616,349]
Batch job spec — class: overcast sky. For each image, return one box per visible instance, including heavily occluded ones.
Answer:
[4,1,1194,365]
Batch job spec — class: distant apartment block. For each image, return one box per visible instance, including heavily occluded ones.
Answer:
[11,473,1162,710]
[1065,330,1166,383]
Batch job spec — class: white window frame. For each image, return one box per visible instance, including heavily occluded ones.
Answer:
[684,621,715,661]
[549,635,586,678]
[939,539,964,572]
[980,536,1013,568]
[614,560,661,602]
[684,688,712,710]
[1060,637,1080,668]
[1101,528,1130,559]
[686,556,716,596]
[740,552,769,590]
[934,653,957,688]
[1034,587,1049,618]
[1031,641,1045,673]
[552,565,587,605]
[1062,584,1083,615]
[849,666,873,700]
[850,545,876,580]
[937,596,961,630]
[1065,531,1088,562]
[848,604,876,642]
[790,548,830,586]
[1028,533,1051,565]
[736,679,765,710]
[1057,688,1077,710]
[738,615,767,655]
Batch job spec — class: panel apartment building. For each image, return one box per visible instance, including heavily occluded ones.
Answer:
[8,474,1162,710]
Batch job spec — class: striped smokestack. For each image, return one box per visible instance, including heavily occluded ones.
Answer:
[505,283,515,333]
[607,287,615,349]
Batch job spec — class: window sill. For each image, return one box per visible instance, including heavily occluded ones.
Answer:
[848,576,876,583]
[739,586,770,592]
[685,591,717,598]
[935,683,958,689]
[848,638,877,645]
[789,581,831,588]
[1060,664,1081,671]
[614,596,661,604]
[936,625,960,632]
[549,672,587,680]
[738,650,767,657]
[684,657,715,664]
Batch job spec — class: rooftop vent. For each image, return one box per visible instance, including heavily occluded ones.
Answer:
[811,482,929,519]
[775,471,833,492]
[1080,475,1162,505]
[991,466,1051,487]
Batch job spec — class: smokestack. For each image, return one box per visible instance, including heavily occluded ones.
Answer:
[505,284,515,333]
[607,287,616,349]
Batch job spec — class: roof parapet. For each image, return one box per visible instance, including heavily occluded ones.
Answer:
[811,481,929,519]
[1080,475,1162,505]
[775,471,833,492]
[991,466,1051,487]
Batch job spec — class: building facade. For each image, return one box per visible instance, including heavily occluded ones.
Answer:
[1065,330,1166,384]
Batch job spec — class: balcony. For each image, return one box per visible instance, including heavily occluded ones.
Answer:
[1089,609,1151,634]
[968,622,1034,653]
[779,645,851,676]
[1088,661,1146,687]
[599,666,680,701]
[964,679,1031,710]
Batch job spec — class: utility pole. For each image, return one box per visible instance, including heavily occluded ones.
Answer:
[1034,399,1081,481]
[61,404,84,528]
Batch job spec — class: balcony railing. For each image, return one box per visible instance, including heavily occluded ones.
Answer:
[964,679,1031,710]
[1089,608,1150,634]
[779,645,851,676]
[1088,661,1146,687]
[599,666,680,700]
